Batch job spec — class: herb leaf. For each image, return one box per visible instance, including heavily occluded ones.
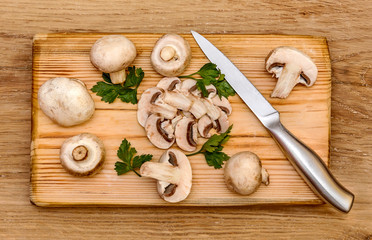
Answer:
[179,63,235,99]
[114,139,152,177]
[187,125,233,169]
[91,66,144,104]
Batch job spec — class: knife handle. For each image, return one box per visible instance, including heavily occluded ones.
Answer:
[263,113,354,213]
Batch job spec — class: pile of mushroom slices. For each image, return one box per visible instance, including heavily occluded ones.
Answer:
[137,77,232,152]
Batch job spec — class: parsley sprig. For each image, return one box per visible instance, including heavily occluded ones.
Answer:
[114,139,152,177]
[91,66,144,104]
[187,125,233,169]
[179,63,235,99]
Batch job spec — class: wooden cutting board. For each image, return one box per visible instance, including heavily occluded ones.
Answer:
[31,33,331,206]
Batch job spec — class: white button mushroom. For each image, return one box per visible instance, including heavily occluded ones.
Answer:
[60,133,105,176]
[265,46,318,98]
[224,151,269,195]
[151,34,192,77]
[38,77,95,127]
[140,149,192,203]
[90,35,137,84]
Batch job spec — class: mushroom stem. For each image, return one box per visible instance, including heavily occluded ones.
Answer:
[261,168,270,185]
[110,69,127,84]
[160,46,176,61]
[140,162,180,184]
[271,62,302,98]
[72,145,88,161]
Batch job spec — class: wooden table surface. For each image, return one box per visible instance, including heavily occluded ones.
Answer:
[0,0,371,239]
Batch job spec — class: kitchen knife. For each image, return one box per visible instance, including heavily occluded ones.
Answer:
[191,31,354,213]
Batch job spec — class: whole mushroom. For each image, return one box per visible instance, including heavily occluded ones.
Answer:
[38,77,95,127]
[151,34,192,77]
[90,35,137,84]
[224,151,269,195]
[265,46,318,98]
[140,149,192,203]
[60,133,105,176]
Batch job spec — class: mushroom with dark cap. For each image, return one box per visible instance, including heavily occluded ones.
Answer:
[175,117,198,152]
[265,46,318,98]
[137,87,177,127]
[38,77,95,127]
[90,35,137,84]
[140,149,192,203]
[145,114,175,149]
[60,133,105,176]
[151,34,192,77]
[224,151,269,195]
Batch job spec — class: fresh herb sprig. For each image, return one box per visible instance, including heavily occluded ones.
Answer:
[114,139,152,177]
[91,66,144,104]
[187,125,233,169]
[179,63,235,99]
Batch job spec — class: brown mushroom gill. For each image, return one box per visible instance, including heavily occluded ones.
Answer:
[187,121,197,147]
[150,91,162,104]
[215,120,222,133]
[203,123,214,137]
[168,151,178,166]
[164,183,177,197]
[156,118,174,142]
[168,80,179,91]
[219,106,230,115]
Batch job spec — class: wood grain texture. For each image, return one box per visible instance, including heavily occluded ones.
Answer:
[31,33,331,206]
[1,0,371,239]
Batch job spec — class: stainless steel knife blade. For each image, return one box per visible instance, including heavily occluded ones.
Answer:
[191,30,354,213]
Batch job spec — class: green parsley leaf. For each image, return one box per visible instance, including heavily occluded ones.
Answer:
[179,63,235,99]
[187,125,233,169]
[114,139,152,177]
[91,66,144,104]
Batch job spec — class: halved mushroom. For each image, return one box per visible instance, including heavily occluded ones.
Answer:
[90,35,137,84]
[211,96,232,115]
[265,46,318,98]
[60,133,105,176]
[156,77,181,91]
[38,77,95,127]
[137,87,177,127]
[145,114,175,149]
[224,151,269,195]
[140,149,192,203]
[175,117,198,152]
[151,34,192,77]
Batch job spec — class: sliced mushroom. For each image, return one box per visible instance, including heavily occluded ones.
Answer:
[175,117,198,152]
[224,151,269,195]
[206,84,217,99]
[265,46,318,98]
[90,35,137,84]
[214,110,229,134]
[137,87,177,127]
[156,77,181,91]
[200,98,220,120]
[163,91,192,111]
[60,133,105,176]
[140,149,192,203]
[145,114,175,149]
[38,77,95,127]
[180,79,201,97]
[188,95,207,119]
[211,96,232,115]
[151,34,192,77]
[198,110,229,138]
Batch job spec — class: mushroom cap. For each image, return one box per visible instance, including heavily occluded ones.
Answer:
[265,46,318,86]
[60,133,105,176]
[151,34,192,77]
[38,77,95,127]
[90,35,137,73]
[224,151,264,195]
[157,149,192,203]
[175,117,198,152]
[145,114,175,149]
[137,87,177,127]
[156,77,181,91]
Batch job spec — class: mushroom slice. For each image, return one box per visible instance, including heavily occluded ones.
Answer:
[137,87,177,127]
[175,117,198,152]
[145,114,175,149]
[206,84,217,99]
[38,77,95,127]
[60,133,105,176]
[214,110,229,134]
[90,35,137,84]
[187,95,207,119]
[163,91,192,111]
[224,151,269,195]
[156,77,181,91]
[140,149,192,203]
[211,96,232,115]
[150,34,192,77]
[198,110,229,138]
[180,79,201,97]
[200,98,220,120]
[265,46,318,98]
